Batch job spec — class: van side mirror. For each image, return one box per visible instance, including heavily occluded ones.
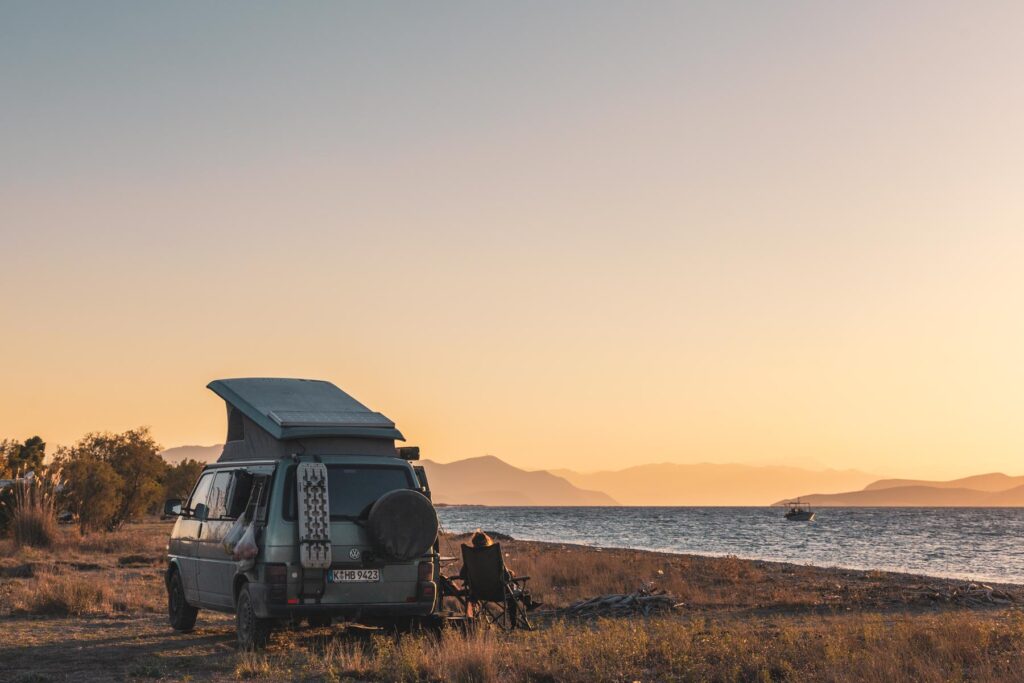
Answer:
[163,499,182,517]
[193,502,209,522]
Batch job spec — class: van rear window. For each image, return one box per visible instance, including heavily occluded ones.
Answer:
[284,465,414,520]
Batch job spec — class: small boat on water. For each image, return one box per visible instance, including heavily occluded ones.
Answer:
[783,499,815,522]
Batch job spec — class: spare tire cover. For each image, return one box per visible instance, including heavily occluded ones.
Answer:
[366,489,438,561]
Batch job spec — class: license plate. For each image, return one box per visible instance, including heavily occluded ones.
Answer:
[329,568,380,583]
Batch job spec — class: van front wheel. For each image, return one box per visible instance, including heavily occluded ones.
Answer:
[236,584,272,650]
[167,569,198,632]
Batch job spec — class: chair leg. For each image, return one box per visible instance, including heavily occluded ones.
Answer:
[478,601,512,630]
[497,604,513,631]
[508,597,533,630]
[517,605,533,630]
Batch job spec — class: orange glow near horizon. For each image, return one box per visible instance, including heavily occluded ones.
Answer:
[2,3,1023,480]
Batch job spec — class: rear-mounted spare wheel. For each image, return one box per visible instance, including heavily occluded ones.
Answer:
[366,489,438,561]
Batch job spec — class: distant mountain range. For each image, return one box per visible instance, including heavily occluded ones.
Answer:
[864,473,1024,493]
[157,446,613,505]
[161,444,223,464]
[159,444,1024,507]
[553,463,877,506]
[779,473,1024,507]
[159,445,877,506]
[419,456,615,506]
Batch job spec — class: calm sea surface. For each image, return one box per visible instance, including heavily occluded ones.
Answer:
[437,507,1024,585]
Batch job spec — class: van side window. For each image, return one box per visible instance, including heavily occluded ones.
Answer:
[208,471,233,519]
[227,471,254,519]
[188,472,215,512]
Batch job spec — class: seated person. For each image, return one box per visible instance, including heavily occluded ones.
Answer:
[459,529,539,610]
[468,529,495,550]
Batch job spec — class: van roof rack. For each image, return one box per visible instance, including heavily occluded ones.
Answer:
[207,378,404,441]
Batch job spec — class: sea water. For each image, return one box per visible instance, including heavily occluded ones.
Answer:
[437,506,1024,584]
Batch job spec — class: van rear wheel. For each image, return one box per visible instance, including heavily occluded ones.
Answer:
[167,569,198,632]
[236,584,272,650]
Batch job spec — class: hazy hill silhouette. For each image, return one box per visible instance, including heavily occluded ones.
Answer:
[553,463,877,506]
[420,455,616,506]
[988,485,1024,506]
[161,444,222,464]
[159,447,616,505]
[782,473,1024,507]
[160,445,1024,507]
[781,485,1024,507]
[864,473,1024,492]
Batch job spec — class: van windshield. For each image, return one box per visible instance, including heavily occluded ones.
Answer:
[285,464,415,520]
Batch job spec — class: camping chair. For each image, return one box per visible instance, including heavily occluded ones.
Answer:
[454,543,533,630]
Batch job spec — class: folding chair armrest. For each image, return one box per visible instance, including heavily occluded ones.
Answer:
[510,575,530,583]
[439,575,470,598]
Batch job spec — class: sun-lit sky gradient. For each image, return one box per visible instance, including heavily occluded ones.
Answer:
[2,3,1023,478]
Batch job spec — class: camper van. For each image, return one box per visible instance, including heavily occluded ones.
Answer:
[164,378,439,649]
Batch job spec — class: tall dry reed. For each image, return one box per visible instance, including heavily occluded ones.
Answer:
[11,470,59,548]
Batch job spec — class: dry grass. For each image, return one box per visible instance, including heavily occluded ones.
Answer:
[10,475,59,549]
[73,526,167,555]
[0,520,167,617]
[228,611,1024,683]
[4,609,1023,683]
[10,569,113,616]
[3,566,164,616]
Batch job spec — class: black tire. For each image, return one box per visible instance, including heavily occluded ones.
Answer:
[366,489,438,561]
[236,584,272,650]
[167,569,198,633]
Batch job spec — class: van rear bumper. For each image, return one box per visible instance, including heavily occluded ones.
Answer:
[247,583,434,619]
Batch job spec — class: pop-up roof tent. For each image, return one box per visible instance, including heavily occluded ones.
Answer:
[208,378,404,462]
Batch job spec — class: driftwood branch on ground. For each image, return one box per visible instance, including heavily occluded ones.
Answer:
[541,587,683,618]
[903,583,1018,607]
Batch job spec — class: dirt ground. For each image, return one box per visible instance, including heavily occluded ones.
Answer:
[3,612,240,682]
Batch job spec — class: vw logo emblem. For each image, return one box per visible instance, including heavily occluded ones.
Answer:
[348,548,361,560]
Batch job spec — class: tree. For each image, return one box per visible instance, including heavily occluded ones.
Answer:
[60,455,121,533]
[56,428,167,531]
[163,458,204,502]
[1,436,46,478]
[0,440,15,479]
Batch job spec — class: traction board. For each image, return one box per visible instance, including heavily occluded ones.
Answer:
[296,462,332,569]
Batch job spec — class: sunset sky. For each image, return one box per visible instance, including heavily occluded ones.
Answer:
[2,3,1022,479]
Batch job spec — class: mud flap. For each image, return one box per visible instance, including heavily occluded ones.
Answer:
[296,462,332,570]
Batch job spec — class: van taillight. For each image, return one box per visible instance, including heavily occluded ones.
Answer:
[418,561,436,604]
[265,563,287,603]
